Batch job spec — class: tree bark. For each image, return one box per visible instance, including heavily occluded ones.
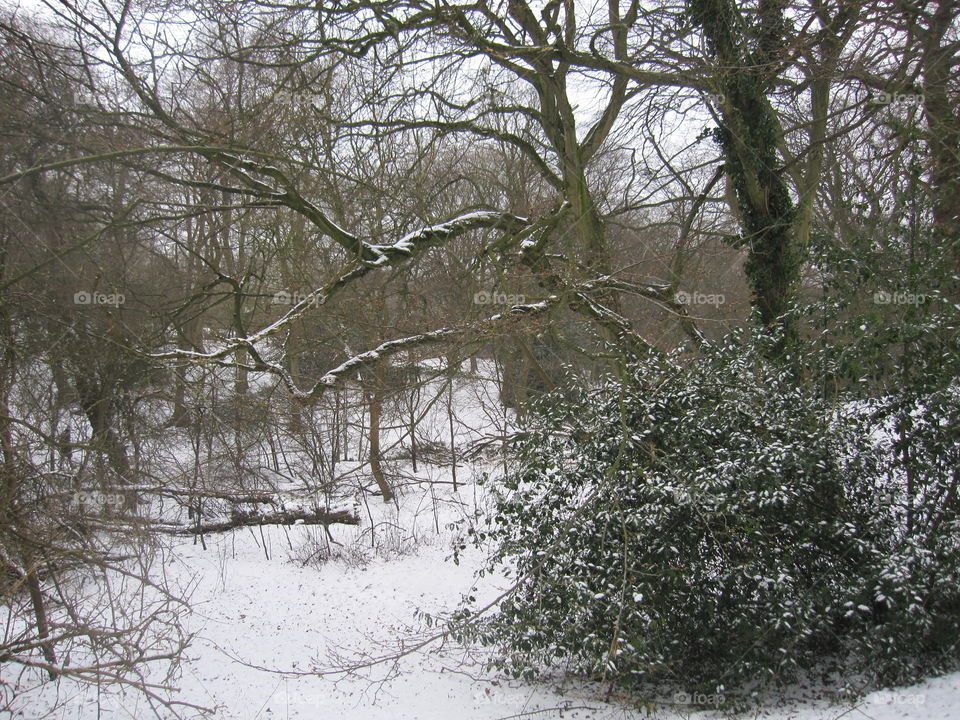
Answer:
[168,507,360,535]
[366,367,394,503]
[23,552,58,679]
[690,0,801,351]
[919,0,960,300]
[73,373,131,482]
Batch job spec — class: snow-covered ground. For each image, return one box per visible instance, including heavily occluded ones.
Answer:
[17,485,960,720]
[6,364,960,719]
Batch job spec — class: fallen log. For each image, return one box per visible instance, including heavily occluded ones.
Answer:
[168,508,360,535]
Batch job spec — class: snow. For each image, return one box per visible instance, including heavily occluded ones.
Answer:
[740,676,960,720]
[23,508,959,720]
[365,211,529,267]
[15,484,610,720]
[7,365,960,720]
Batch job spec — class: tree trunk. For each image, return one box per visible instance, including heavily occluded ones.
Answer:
[366,372,394,503]
[919,0,960,301]
[168,507,360,535]
[286,328,305,432]
[690,0,801,352]
[23,552,58,679]
[170,368,191,427]
[234,346,249,395]
[74,374,131,482]
[408,403,418,474]
[446,358,458,491]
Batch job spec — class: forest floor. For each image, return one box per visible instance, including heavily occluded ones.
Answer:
[19,474,960,720]
[11,367,960,719]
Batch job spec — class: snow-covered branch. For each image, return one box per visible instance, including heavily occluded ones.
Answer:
[145,210,530,368]
[274,296,562,401]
